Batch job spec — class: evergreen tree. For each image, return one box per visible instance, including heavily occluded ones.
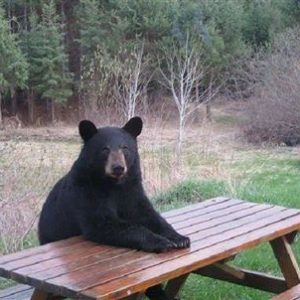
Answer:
[1,0,299,123]
[0,1,28,124]
[22,0,72,123]
[273,0,300,26]
[242,0,286,48]
[200,0,246,64]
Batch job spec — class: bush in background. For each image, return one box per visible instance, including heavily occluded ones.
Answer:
[243,27,300,145]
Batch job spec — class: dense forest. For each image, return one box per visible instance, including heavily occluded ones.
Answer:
[0,0,300,126]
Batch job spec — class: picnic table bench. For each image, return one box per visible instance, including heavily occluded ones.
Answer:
[0,197,300,299]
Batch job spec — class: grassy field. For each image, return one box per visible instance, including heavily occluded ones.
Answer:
[170,155,300,300]
[0,110,300,299]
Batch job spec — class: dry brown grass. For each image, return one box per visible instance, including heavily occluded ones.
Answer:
[0,107,247,254]
[0,140,80,253]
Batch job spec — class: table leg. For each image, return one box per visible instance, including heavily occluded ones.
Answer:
[165,274,189,300]
[270,236,300,288]
[31,289,65,300]
[123,292,144,300]
[286,231,298,244]
[194,263,287,294]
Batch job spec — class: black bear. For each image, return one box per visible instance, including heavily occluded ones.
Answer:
[38,117,190,299]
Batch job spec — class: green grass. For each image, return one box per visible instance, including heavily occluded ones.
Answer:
[153,179,226,212]
[155,155,300,300]
[231,156,300,207]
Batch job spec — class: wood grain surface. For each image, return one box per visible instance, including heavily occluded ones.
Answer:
[0,197,299,299]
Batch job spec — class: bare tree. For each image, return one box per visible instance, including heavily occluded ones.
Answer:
[113,42,152,120]
[81,43,151,122]
[158,35,218,155]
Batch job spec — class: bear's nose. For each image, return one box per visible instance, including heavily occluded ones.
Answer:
[112,164,125,176]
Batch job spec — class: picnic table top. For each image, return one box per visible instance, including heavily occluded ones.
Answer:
[1,197,300,300]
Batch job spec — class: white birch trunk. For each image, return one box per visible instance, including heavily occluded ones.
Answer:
[176,110,185,157]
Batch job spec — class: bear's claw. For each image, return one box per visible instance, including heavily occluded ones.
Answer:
[168,234,190,249]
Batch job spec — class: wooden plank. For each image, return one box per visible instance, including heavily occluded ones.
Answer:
[3,200,244,275]
[81,210,300,300]
[0,237,83,265]
[271,236,300,288]
[0,241,105,276]
[0,284,32,298]
[24,204,283,294]
[24,249,143,284]
[272,283,300,300]
[180,204,282,237]
[194,263,287,294]
[4,204,292,299]
[9,202,271,285]
[23,206,294,299]
[0,201,266,271]
[162,197,230,218]
[219,255,236,264]
[31,290,50,300]
[1,199,299,300]
[15,248,131,278]
[0,198,234,276]
[30,289,64,300]
[123,293,144,300]
[12,201,255,278]
[1,289,33,300]
[122,293,144,300]
[165,198,243,223]
[286,231,298,244]
[172,201,259,230]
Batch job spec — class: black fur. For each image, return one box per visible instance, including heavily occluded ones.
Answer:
[38,117,190,299]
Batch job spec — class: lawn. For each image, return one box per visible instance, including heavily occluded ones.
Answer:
[0,120,300,299]
[156,149,300,300]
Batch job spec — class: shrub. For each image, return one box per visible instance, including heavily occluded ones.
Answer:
[153,179,226,212]
[243,27,300,145]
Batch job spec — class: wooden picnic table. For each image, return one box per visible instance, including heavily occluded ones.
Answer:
[0,197,300,300]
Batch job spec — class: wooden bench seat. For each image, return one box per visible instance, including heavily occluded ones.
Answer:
[0,284,33,300]
[272,284,300,300]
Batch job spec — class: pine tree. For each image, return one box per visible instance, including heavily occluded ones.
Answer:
[23,0,72,123]
[0,1,28,125]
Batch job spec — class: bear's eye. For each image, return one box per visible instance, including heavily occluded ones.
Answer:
[121,145,129,155]
[102,146,110,154]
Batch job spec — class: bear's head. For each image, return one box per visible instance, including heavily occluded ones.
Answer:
[77,117,143,184]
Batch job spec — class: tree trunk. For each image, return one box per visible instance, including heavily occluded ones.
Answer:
[206,103,212,122]
[63,0,81,118]
[51,99,55,124]
[11,88,17,115]
[206,72,213,122]
[127,95,135,121]
[196,77,200,103]
[0,92,3,127]
[176,112,184,158]
[27,89,34,124]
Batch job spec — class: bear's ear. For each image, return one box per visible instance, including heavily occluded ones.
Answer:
[123,117,143,138]
[79,120,98,142]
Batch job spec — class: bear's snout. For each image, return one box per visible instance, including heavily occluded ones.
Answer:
[112,164,125,177]
[105,150,127,178]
